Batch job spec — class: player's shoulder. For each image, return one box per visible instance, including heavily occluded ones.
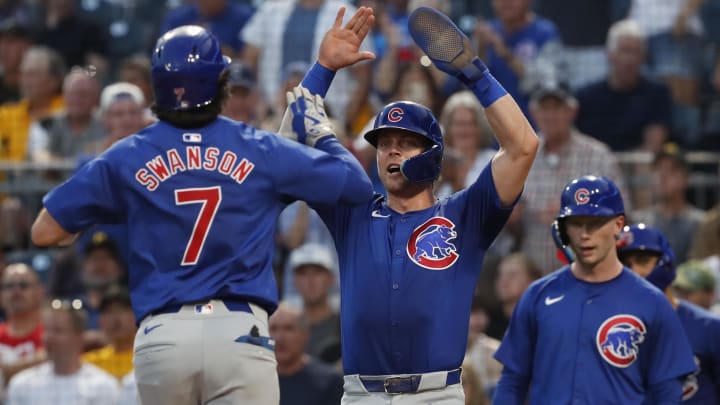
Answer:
[522,266,571,300]
[621,268,668,298]
[678,300,720,328]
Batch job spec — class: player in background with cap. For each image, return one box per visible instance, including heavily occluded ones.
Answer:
[494,175,696,404]
[618,223,720,404]
[279,6,538,403]
[28,8,376,405]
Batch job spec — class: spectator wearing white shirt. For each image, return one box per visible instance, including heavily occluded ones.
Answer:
[6,300,119,405]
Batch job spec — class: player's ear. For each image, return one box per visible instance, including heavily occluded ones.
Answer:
[614,215,625,238]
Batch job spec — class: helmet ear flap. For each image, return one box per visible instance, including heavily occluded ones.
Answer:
[400,144,443,183]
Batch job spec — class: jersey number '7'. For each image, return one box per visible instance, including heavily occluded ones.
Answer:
[174,186,222,266]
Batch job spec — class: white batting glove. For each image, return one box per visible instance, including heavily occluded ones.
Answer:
[277,86,335,147]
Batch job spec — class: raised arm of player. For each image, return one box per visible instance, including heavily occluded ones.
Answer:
[408,7,538,207]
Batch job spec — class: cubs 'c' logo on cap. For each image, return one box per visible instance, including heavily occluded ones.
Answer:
[596,314,646,367]
[574,188,590,205]
[387,107,404,123]
[407,217,459,270]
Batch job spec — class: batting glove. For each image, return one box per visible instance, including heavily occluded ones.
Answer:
[277,86,335,148]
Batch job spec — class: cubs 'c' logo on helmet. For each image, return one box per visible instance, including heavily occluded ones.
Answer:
[407,217,459,270]
[574,188,590,205]
[596,315,646,367]
[387,107,404,123]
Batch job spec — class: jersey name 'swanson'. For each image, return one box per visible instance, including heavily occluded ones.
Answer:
[134,146,255,191]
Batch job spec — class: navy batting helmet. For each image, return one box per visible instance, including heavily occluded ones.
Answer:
[617,223,676,291]
[556,175,625,244]
[364,101,443,183]
[151,25,230,110]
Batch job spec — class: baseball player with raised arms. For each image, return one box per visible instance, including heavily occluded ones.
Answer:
[281,6,539,403]
[28,10,376,405]
[618,224,720,404]
[493,175,696,404]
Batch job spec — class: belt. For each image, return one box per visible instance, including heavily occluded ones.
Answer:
[359,368,462,394]
[152,299,252,316]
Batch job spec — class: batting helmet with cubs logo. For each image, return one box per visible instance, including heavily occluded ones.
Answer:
[617,223,677,291]
[151,25,230,110]
[555,175,624,244]
[364,101,443,183]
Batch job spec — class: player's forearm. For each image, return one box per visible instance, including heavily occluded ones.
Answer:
[315,137,374,204]
[300,62,336,98]
[31,208,78,247]
[492,367,530,405]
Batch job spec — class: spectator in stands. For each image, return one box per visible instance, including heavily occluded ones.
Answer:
[689,203,720,260]
[533,0,627,89]
[520,82,628,273]
[629,0,706,146]
[161,0,254,58]
[79,234,127,332]
[242,0,373,131]
[0,20,34,104]
[0,264,46,389]
[575,19,673,153]
[270,303,344,405]
[85,81,148,156]
[465,298,502,400]
[0,46,64,161]
[35,0,108,76]
[288,244,341,363]
[436,91,496,198]
[117,55,153,114]
[486,253,542,340]
[29,67,103,162]
[221,61,263,127]
[82,285,135,381]
[461,358,490,405]
[6,299,119,404]
[674,260,718,310]
[633,145,705,263]
[474,0,561,119]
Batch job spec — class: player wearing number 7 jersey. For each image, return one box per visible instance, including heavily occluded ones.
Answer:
[29,14,375,405]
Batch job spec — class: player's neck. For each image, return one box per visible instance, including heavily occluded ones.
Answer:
[666,289,679,309]
[571,257,623,283]
[387,187,436,214]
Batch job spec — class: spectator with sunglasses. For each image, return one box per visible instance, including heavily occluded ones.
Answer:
[0,263,46,393]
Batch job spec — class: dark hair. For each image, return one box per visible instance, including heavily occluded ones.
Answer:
[151,70,229,129]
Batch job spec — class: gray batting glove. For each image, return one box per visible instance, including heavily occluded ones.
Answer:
[277,86,335,147]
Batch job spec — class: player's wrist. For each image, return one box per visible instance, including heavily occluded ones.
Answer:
[467,66,508,108]
[301,62,336,98]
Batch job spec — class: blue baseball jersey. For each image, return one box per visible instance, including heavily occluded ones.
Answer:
[43,117,368,322]
[494,267,696,404]
[315,164,514,375]
[676,300,720,403]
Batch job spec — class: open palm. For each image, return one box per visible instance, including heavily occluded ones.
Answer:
[318,6,376,71]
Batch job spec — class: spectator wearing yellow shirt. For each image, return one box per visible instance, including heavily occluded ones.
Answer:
[0,46,64,161]
[82,285,135,380]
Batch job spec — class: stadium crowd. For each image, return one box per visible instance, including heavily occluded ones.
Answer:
[0,0,717,404]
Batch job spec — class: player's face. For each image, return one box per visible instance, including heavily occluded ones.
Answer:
[565,215,623,268]
[376,131,429,193]
[293,265,333,307]
[622,251,660,278]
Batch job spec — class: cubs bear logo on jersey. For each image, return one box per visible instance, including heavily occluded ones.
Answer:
[406,216,458,270]
[574,188,590,205]
[681,356,700,400]
[596,314,646,367]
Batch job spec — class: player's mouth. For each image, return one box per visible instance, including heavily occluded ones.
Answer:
[387,164,401,176]
[578,246,595,256]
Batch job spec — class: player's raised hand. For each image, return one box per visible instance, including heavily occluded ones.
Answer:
[317,6,376,71]
[283,85,335,147]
